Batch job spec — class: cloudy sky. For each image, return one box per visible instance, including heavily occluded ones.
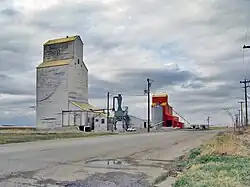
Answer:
[0,0,250,126]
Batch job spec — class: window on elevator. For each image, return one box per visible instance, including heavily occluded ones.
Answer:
[101,119,105,124]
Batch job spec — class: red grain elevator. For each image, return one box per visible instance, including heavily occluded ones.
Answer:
[152,94,184,129]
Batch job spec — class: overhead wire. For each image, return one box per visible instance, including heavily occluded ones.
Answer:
[172,108,190,124]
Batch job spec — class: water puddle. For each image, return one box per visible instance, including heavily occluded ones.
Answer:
[85,159,131,169]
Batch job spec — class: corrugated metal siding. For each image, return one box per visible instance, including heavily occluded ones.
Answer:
[36,65,68,129]
[152,105,163,126]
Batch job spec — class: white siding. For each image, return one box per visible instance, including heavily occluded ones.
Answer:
[36,65,69,129]
[43,41,74,62]
[129,115,146,129]
[94,116,107,131]
[62,103,93,127]
[74,36,84,62]
[68,59,88,103]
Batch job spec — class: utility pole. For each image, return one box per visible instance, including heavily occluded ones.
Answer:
[107,92,110,131]
[207,116,210,129]
[238,110,241,130]
[242,44,250,127]
[235,114,238,131]
[238,101,244,128]
[144,78,153,133]
[240,79,250,127]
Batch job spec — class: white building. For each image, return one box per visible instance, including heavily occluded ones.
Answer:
[129,115,147,129]
[36,35,97,129]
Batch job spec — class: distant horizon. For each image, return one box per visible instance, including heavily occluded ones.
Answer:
[0,124,35,127]
[0,124,230,127]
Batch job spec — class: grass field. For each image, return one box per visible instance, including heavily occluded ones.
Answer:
[173,129,250,187]
[0,131,117,144]
[208,126,229,130]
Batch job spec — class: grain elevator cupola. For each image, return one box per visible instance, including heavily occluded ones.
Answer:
[36,35,88,129]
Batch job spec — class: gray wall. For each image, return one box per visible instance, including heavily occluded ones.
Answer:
[43,41,74,62]
[129,115,146,129]
[36,65,69,129]
[68,59,88,103]
[74,36,84,62]
[152,106,163,126]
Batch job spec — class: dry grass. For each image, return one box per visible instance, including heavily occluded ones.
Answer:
[0,132,117,144]
[0,129,36,134]
[173,129,250,187]
[201,131,250,156]
[209,126,229,130]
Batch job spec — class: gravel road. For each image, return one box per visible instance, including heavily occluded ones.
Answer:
[0,130,218,187]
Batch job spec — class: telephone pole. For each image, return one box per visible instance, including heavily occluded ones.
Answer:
[240,79,250,126]
[144,78,154,132]
[242,44,250,127]
[207,116,210,128]
[107,92,110,131]
[235,114,238,131]
[238,110,241,129]
[238,101,244,128]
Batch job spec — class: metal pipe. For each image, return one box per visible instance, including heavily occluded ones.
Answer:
[113,96,118,111]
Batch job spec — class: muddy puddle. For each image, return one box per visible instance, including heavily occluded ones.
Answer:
[85,159,133,169]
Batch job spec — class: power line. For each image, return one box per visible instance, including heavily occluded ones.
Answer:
[172,108,190,125]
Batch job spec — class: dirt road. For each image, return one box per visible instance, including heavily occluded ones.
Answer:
[0,130,218,186]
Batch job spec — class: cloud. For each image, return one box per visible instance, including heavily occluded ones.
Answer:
[0,0,250,126]
[0,71,35,95]
[0,94,35,125]
[89,67,195,98]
